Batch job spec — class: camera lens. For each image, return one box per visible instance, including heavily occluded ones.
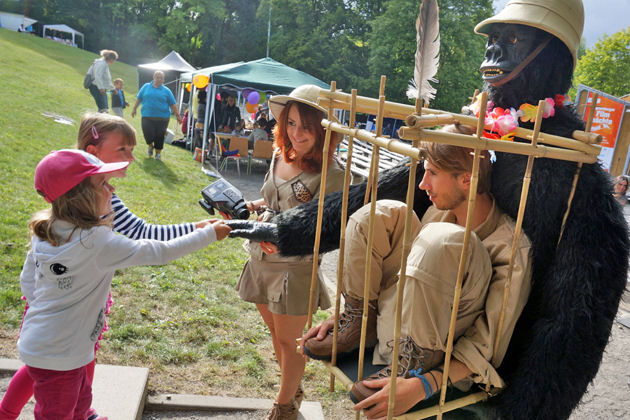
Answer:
[235,207,251,220]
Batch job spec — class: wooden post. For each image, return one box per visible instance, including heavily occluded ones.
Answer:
[357,77,387,393]
[492,100,546,370]
[436,93,487,419]
[330,89,359,391]
[306,81,336,330]
[557,93,598,245]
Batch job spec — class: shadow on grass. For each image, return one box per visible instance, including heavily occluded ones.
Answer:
[134,156,184,188]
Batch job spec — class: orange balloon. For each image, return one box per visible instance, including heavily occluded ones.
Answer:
[245,102,257,113]
[193,74,209,89]
[185,83,191,92]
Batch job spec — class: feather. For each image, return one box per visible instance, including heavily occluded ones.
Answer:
[406,0,440,103]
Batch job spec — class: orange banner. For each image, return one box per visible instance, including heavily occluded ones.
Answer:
[584,94,625,148]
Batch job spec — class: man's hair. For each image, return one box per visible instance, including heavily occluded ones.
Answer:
[272,101,338,173]
[422,124,492,194]
[29,177,113,246]
[77,112,136,151]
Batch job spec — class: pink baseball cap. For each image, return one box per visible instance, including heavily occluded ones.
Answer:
[35,149,130,203]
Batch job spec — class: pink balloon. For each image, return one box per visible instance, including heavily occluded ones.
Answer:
[216,93,221,100]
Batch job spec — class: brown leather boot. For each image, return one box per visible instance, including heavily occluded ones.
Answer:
[266,400,299,420]
[349,336,445,404]
[294,382,304,408]
[303,294,378,360]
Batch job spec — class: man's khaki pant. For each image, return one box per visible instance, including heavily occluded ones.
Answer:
[342,200,492,362]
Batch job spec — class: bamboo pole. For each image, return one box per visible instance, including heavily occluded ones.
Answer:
[436,93,487,419]
[322,362,355,389]
[315,88,601,154]
[492,100,546,366]
[321,122,597,164]
[557,93,598,244]
[398,128,598,163]
[387,98,423,420]
[306,81,336,330]
[393,392,488,420]
[330,89,359,392]
[405,114,601,156]
[357,77,387,395]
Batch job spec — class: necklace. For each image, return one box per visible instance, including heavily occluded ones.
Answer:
[469,93,569,140]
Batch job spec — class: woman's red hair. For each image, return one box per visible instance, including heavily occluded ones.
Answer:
[272,101,338,173]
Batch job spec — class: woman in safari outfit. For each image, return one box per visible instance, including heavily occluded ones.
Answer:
[236,85,345,420]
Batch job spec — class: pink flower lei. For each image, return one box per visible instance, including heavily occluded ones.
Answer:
[469,94,569,141]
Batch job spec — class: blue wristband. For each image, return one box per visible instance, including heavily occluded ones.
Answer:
[408,368,434,400]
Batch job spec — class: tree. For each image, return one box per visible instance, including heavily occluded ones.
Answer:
[366,0,493,112]
[573,29,630,98]
[260,0,370,90]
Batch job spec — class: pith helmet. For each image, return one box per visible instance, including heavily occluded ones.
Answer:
[474,0,584,67]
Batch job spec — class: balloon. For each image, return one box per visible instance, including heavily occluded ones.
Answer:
[258,92,267,104]
[242,88,253,98]
[216,93,221,101]
[247,91,260,105]
[185,83,191,92]
[245,102,257,113]
[193,74,209,89]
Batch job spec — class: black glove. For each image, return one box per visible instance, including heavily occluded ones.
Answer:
[225,220,279,243]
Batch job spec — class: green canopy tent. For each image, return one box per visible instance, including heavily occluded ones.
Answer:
[180,58,329,171]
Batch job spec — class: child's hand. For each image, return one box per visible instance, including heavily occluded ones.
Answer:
[195,219,218,229]
[212,220,231,241]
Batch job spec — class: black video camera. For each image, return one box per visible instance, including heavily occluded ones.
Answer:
[199,179,251,220]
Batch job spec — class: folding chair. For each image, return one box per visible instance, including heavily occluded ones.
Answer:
[219,137,249,176]
[248,140,274,174]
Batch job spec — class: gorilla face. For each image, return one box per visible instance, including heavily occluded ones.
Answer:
[480,23,542,85]
[480,24,574,110]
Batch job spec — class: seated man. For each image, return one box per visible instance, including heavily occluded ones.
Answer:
[302,139,532,418]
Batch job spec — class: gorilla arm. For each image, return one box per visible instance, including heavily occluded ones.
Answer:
[272,162,432,256]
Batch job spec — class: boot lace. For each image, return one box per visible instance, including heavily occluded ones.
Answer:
[368,336,427,380]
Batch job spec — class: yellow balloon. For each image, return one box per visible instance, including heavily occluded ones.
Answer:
[193,74,209,89]
[185,83,191,92]
[258,92,267,104]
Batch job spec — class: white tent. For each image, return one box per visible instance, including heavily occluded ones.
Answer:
[0,12,36,31]
[42,24,84,48]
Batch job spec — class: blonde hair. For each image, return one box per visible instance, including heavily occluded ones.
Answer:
[29,178,113,246]
[77,113,136,151]
[100,49,118,61]
[113,78,123,85]
[422,124,492,194]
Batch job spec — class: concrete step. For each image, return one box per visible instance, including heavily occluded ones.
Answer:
[1,359,325,419]
[1,358,148,420]
[147,394,325,419]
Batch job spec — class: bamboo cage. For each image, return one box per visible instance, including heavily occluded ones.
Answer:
[301,81,600,420]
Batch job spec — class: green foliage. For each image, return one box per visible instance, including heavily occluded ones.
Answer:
[366,0,493,111]
[574,29,630,98]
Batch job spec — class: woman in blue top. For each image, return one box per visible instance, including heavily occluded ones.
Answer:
[131,71,182,160]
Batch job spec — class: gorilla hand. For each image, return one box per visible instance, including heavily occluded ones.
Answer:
[225,220,279,243]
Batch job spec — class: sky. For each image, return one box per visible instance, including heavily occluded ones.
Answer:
[492,0,630,48]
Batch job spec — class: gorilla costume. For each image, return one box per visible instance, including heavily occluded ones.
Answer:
[231,1,629,418]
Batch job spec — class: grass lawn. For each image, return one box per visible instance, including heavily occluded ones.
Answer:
[0,29,352,418]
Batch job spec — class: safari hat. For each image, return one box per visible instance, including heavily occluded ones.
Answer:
[35,149,129,203]
[269,84,339,123]
[474,0,584,67]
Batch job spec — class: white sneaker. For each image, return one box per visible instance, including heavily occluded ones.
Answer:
[148,146,154,157]
[155,153,161,161]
